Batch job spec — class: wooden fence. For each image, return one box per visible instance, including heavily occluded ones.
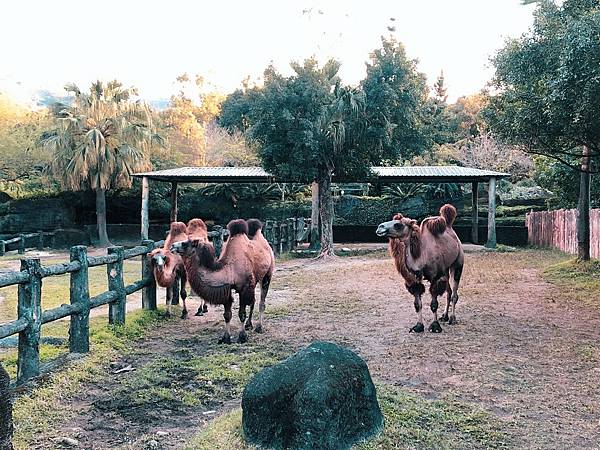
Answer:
[0,239,165,386]
[263,218,311,254]
[0,231,55,256]
[525,208,600,258]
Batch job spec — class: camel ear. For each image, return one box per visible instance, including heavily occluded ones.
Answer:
[393,213,403,221]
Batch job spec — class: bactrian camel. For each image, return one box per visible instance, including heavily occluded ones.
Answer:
[186,218,211,316]
[147,221,189,318]
[376,204,464,333]
[171,218,275,344]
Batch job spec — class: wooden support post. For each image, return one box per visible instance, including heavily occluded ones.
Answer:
[213,226,224,258]
[486,177,497,248]
[69,245,90,353]
[107,246,126,325]
[37,231,44,251]
[141,176,149,241]
[17,258,42,384]
[18,234,25,255]
[170,182,178,223]
[142,239,157,310]
[471,182,479,245]
[0,241,5,256]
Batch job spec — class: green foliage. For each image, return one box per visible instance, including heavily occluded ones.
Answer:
[361,37,430,160]
[534,156,600,208]
[487,0,600,168]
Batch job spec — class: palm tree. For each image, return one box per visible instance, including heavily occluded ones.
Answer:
[42,81,160,247]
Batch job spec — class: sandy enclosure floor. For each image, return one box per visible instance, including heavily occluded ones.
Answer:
[10,249,600,449]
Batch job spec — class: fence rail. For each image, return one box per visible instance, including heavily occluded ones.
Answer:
[0,231,55,256]
[525,208,600,258]
[0,239,163,385]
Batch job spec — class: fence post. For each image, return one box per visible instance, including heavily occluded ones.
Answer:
[213,226,224,258]
[264,221,274,252]
[17,258,42,385]
[69,246,90,353]
[37,231,44,251]
[107,246,126,325]
[0,241,4,256]
[18,234,25,255]
[142,240,157,310]
[273,221,280,255]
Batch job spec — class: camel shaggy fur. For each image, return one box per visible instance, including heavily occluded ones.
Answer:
[147,221,189,318]
[376,204,464,333]
[171,218,275,344]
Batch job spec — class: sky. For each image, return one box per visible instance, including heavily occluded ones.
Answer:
[0,0,537,106]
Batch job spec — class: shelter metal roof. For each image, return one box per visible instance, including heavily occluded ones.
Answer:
[133,165,508,184]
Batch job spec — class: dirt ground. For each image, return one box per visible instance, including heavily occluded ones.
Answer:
[23,249,600,449]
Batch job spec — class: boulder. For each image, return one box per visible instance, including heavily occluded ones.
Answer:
[242,341,383,450]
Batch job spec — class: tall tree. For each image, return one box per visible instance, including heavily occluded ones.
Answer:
[246,60,371,257]
[487,0,600,260]
[361,36,430,161]
[41,81,159,247]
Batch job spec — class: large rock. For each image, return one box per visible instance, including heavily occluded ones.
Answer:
[242,341,383,450]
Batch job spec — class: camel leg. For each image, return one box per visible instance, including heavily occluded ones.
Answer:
[407,283,425,333]
[238,285,256,343]
[219,295,233,344]
[440,284,452,322]
[180,273,188,319]
[428,278,447,333]
[254,274,271,334]
[448,263,463,325]
[166,285,172,317]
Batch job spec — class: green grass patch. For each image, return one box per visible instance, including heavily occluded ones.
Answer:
[0,260,141,320]
[10,308,173,450]
[543,258,600,306]
[184,384,510,450]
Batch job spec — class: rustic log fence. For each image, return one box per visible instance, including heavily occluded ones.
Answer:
[0,239,165,386]
[525,208,600,258]
[0,231,55,257]
[263,218,310,254]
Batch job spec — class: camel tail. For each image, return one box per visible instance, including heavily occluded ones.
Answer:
[440,204,457,227]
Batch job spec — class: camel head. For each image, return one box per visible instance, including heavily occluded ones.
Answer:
[147,248,168,270]
[376,214,417,239]
[170,239,199,258]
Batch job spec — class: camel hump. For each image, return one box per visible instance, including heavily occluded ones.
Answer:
[440,204,457,227]
[247,219,263,238]
[228,219,249,236]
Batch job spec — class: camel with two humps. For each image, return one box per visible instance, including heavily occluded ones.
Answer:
[376,204,464,333]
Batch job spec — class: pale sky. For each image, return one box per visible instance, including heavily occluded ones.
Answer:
[0,0,536,105]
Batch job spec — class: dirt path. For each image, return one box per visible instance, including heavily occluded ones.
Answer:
[42,250,600,449]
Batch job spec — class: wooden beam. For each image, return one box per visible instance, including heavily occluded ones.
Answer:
[170,181,178,223]
[471,182,479,244]
[141,176,149,241]
[486,177,497,248]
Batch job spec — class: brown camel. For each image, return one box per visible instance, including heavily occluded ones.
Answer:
[186,218,211,316]
[376,204,464,333]
[171,219,274,344]
[147,221,188,318]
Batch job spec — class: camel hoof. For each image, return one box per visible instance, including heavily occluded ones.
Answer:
[409,323,424,333]
[245,320,254,331]
[440,313,449,322]
[203,304,209,313]
[448,316,458,325]
[254,324,264,334]
[195,309,204,317]
[238,331,248,344]
[218,334,231,345]
[181,310,188,320]
[428,321,443,333]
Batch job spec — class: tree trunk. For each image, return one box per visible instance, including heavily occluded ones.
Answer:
[0,362,13,450]
[318,170,335,258]
[309,182,320,250]
[95,188,111,247]
[577,145,591,261]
